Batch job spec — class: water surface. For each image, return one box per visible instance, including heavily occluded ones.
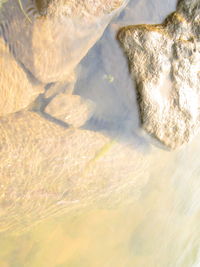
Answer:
[1,1,200,266]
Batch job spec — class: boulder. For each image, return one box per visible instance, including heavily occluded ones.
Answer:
[0,111,147,233]
[118,0,200,149]
[1,0,129,84]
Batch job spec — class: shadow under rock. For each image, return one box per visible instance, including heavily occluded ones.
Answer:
[74,27,150,152]
[30,92,70,128]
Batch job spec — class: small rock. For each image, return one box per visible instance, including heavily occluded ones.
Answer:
[118,0,200,149]
[44,71,76,99]
[45,93,95,128]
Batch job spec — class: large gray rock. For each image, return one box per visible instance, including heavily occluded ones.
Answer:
[118,0,200,149]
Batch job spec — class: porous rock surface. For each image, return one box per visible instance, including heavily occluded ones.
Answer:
[118,0,200,149]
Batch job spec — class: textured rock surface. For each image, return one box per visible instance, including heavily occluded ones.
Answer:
[118,0,200,149]
[0,0,129,120]
[0,38,44,116]
[45,93,95,127]
[0,111,148,233]
[0,0,129,84]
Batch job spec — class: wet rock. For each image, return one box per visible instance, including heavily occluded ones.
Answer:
[45,93,95,127]
[118,0,200,149]
[0,111,147,233]
[1,0,129,84]
[0,38,44,116]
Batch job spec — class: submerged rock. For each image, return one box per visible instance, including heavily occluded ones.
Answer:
[0,111,147,233]
[1,0,129,84]
[0,38,44,116]
[118,0,200,149]
[45,93,95,128]
[0,0,129,120]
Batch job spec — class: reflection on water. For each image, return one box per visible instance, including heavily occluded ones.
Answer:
[1,0,200,266]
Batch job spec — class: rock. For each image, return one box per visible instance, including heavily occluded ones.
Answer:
[118,0,200,149]
[0,111,148,233]
[0,38,44,116]
[1,0,129,84]
[44,71,76,99]
[0,111,109,232]
[45,93,95,128]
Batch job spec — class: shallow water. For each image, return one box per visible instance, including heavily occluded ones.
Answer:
[1,0,200,266]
